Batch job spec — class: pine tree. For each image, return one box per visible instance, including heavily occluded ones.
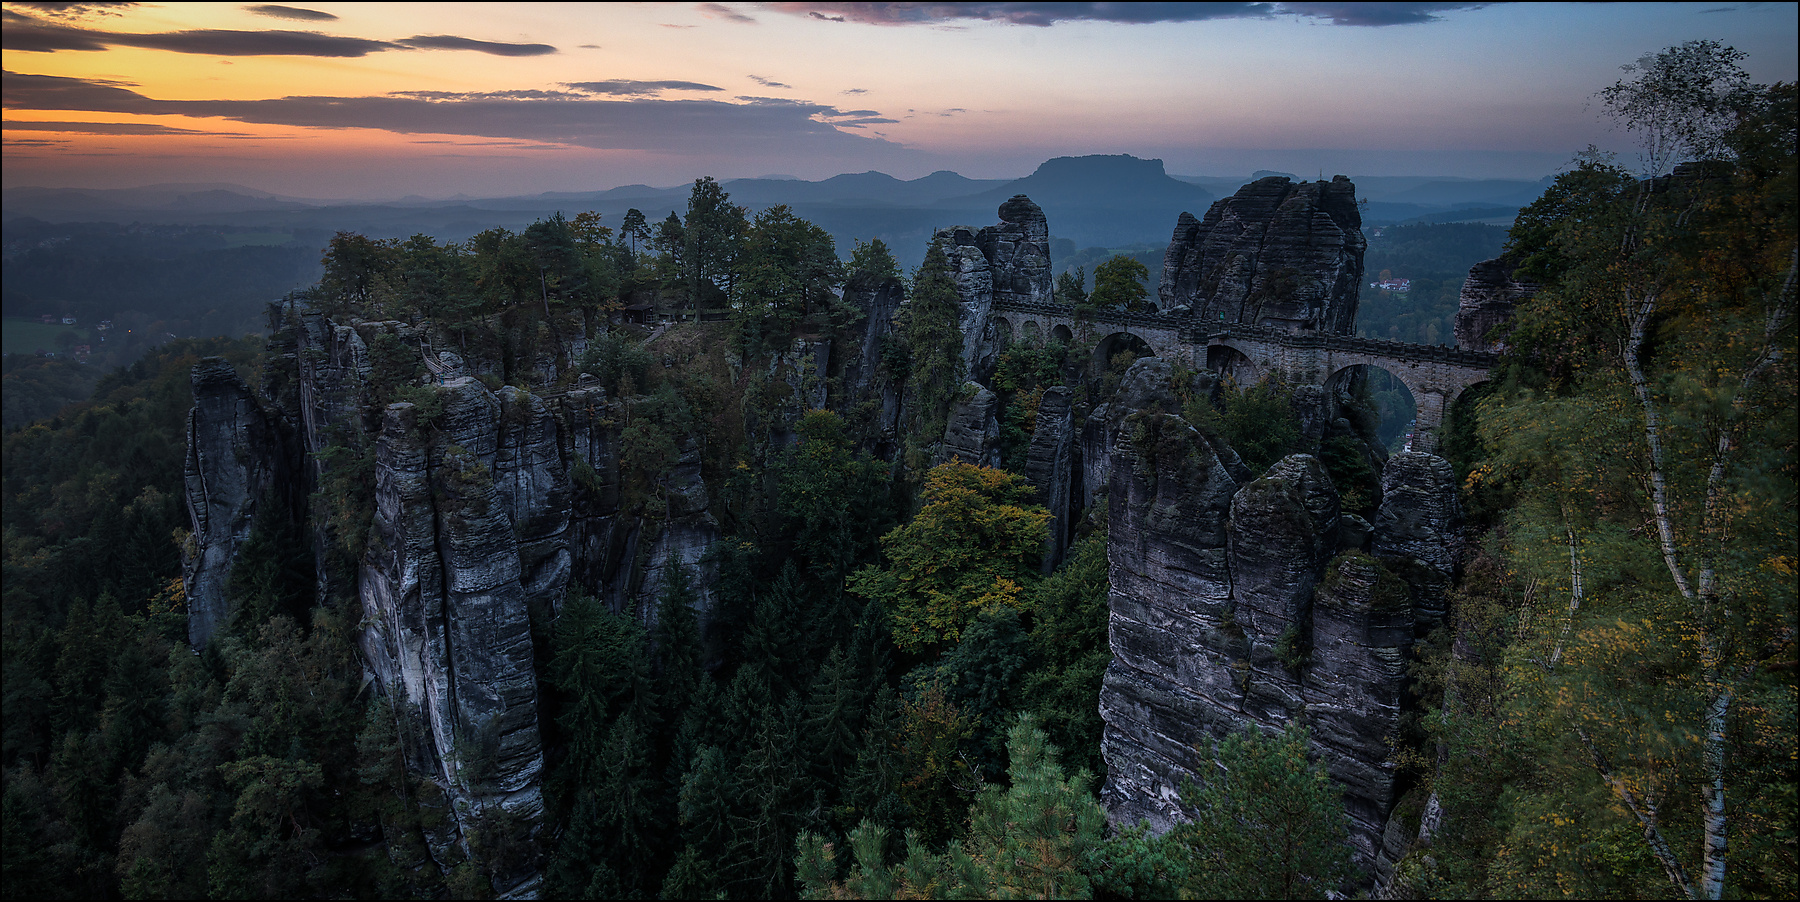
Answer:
[1169,722,1353,899]
[900,241,968,440]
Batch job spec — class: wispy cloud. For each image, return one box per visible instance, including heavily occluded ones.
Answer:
[393,34,556,56]
[1,10,556,57]
[389,89,590,101]
[6,2,136,21]
[564,79,725,96]
[1279,3,1492,25]
[749,74,791,89]
[757,2,1491,27]
[2,70,911,156]
[700,3,758,24]
[2,119,251,136]
[243,4,338,21]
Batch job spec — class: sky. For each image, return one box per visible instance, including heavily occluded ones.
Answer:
[3,1,1796,200]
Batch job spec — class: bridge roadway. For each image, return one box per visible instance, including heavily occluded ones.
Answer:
[987,299,1499,453]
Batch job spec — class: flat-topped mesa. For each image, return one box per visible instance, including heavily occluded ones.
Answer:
[1453,255,1535,352]
[1159,175,1366,334]
[934,194,1054,376]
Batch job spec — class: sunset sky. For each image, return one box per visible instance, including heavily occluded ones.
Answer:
[4,1,1796,200]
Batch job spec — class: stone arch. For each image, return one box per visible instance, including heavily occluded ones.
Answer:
[1022,319,1043,345]
[1091,331,1156,373]
[993,316,1013,349]
[1324,359,1491,454]
[1325,363,1417,453]
[1052,323,1074,346]
[1205,341,1260,385]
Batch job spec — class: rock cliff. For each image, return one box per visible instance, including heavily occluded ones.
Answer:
[938,382,1002,468]
[1023,385,1075,570]
[181,358,295,647]
[934,195,1053,376]
[184,304,734,895]
[1096,369,1464,876]
[1453,255,1534,351]
[1159,175,1366,333]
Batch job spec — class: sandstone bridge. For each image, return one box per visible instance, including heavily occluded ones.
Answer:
[988,299,1499,453]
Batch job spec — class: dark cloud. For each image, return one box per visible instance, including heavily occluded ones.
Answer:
[0,14,401,55]
[390,89,590,101]
[0,70,908,156]
[841,87,867,94]
[1278,3,1491,25]
[5,2,136,20]
[748,74,791,89]
[758,2,1489,26]
[1,119,250,135]
[243,4,338,21]
[1,10,555,57]
[393,35,557,56]
[114,28,401,56]
[699,3,758,23]
[564,79,725,96]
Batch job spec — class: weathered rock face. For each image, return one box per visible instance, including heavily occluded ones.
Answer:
[632,430,720,622]
[181,357,293,647]
[938,382,1002,468]
[1023,385,1075,570]
[1371,451,1464,635]
[1098,406,1241,832]
[188,298,744,894]
[1159,176,1366,333]
[1453,255,1535,351]
[495,386,573,627]
[979,195,1055,307]
[1098,425,1460,879]
[934,226,995,378]
[834,272,909,456]
[936,195,1053,376]
[356,381,547,892]
[1229,455,1340,648]
[560,387,626,601]
[1307,549,1416,864]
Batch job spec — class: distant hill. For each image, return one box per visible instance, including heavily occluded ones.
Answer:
[935,154,1216,248]
[3,159,1555,268]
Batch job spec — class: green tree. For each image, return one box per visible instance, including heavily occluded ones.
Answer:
[1220,375,1302,474]
[1090,255,1152,313]
[734,204,846,345]
[776,409,894,585]
[685,176,748,315]
[621,208,649,256]
[796,717,1104,900]
[848,461,1050,653]
[1469,51,1796,901]
[1599,39,1754,176]
[898,242,968,441]
[1169,722,1353,899]
[847,237,901,287]
[1055,267,1088,308]
[318,231,398,317]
